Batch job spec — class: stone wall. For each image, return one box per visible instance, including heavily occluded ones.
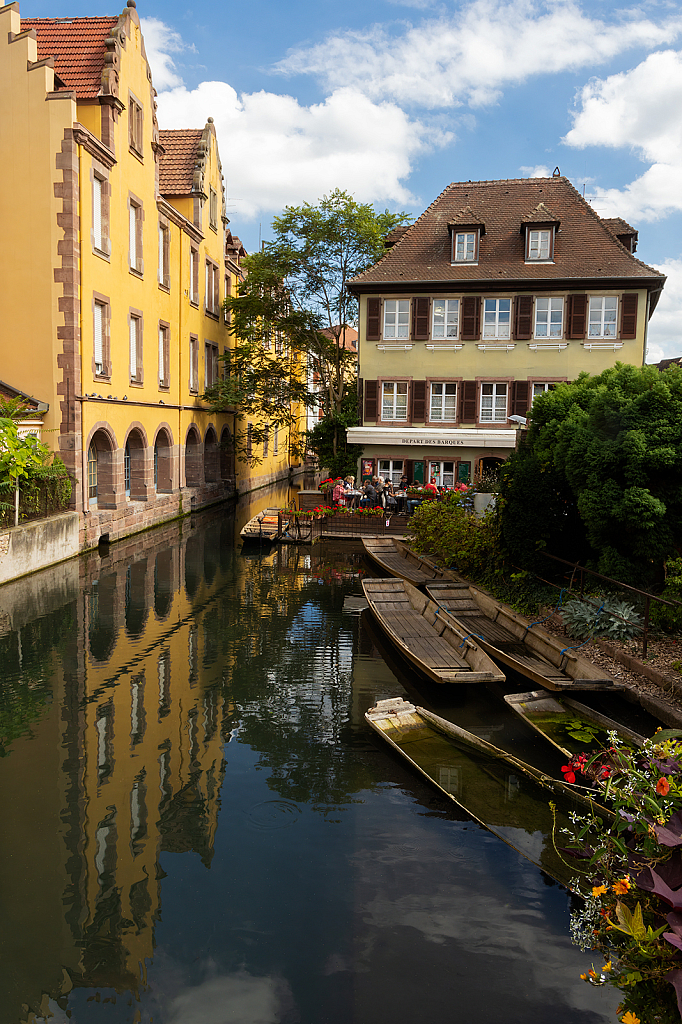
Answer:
[0,512,80,586]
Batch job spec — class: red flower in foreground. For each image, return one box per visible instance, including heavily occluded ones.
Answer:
[561,766,576,784]
[657,777,671,796]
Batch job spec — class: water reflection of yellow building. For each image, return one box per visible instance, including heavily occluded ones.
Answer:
[0,511,237,1023]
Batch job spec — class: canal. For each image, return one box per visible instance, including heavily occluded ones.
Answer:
[0,486,622,1024]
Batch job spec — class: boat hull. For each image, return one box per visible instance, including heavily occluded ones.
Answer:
[505,689,646,757]
[362,538,462,587]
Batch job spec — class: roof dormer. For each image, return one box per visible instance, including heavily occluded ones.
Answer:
[521,202,560,262]
[448,206,485,265]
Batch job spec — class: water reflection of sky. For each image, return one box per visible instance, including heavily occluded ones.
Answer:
[0,501,621,1024]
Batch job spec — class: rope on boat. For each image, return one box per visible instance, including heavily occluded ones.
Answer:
[457,630,486,648]
[525,588,567,634]
[559,601,605,655]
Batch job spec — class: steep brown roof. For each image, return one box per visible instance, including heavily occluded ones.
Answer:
[602,217,638,238]
[22,17,118,98]
[158,129,203,196]
[350,177,663,289]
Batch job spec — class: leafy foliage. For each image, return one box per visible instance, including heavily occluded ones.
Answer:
[0,418,71,525]
[407,490,500,580]
[651,559,682,634]
[499,364,682,587]
[306,389,363,479]
[561,595,642,641]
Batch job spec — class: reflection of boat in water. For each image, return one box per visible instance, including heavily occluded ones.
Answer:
[362,538,463,586]
[365,697,610,887]
[505,689,646,758]
[425,581,618,692]
[362,577,505,685]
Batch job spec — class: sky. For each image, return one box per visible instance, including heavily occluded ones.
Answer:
[28,0,682,359]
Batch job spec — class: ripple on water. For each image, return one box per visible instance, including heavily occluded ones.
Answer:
[244,799,302,830]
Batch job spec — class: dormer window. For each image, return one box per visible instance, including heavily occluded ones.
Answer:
[454,231,478,262]
[527,229,552,261]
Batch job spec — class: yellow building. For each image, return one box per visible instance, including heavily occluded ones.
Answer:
[0,1,298,550]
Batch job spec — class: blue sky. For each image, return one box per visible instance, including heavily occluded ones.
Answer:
[28,0,682,359]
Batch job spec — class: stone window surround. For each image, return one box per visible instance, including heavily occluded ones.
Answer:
[424,376,462,426]
[158,215,170,291]
[475,375,514,427]
[128,90,144,161]
[91,158,111,260]
[128,190,144,276]
[128,307,144,386]
[378,375,413,425]
[92,291,112,381]
[158,319,170,391]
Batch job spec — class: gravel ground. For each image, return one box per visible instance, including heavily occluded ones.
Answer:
[541,615,682,719]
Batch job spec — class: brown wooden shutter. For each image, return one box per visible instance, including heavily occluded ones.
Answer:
[460,380,477,422]
[364,380,377,422]
[620,293,638,339]
[163,229,170,288]
[511,381,530,418]
[357,378,364,426]
[514,296,533,340]
[136,318,143,383]
[411,381,426,421]
[404,459,413,483]
[461,296,480,340]
[367,298,381,340]
[412,297,430,340]
[567,294,587,339]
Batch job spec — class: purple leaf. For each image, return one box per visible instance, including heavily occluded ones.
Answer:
[664,933,682,952]
[667,969,682,1019]
[636,867,682,909]
[656,811,682,848]
[619,809,635,823]
[653,758,681,775]
[668,911,682,936]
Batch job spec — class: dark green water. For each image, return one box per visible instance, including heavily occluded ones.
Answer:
[0,496,622,1024]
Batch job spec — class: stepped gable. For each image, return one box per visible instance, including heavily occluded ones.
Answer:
[21,16,118,98]
[350,177,664,287]
[158,129,204,196]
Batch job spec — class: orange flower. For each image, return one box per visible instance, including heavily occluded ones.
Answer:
[612,876,631,895]
[657,777,671,796]
[621,1012,640,1024]
[592,885,608,898]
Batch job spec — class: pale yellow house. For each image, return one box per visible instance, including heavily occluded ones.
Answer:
[348,177,666,487]
[0,1,298,549]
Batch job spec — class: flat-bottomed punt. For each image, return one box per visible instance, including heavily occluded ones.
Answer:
[240,508,284,543]
[425,581,618,691]
[505,689,646,758]
[365,697,610,887]
[362,577,505,685]
[362,538,463,587]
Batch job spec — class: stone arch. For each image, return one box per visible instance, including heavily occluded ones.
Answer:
[153,423,174,493]
[85,423,118,509]
[185,425,203,487]
[123,423,148,501]
[203,425,219,483]
[220,425,235,481]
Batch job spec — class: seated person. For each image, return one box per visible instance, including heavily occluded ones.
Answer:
[360,480,376,508]
[374,476,385,508]
[424,477,439,496]
[332,478,346,506]
[398,474,409,491]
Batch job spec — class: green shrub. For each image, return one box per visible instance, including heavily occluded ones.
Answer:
[650,558,682,633]
[408,491,501,581]
[561,595,642,641]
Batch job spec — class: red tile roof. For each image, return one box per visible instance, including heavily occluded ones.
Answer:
[158,129,203,196]
[350,177,663,289]
[22,17,118,99]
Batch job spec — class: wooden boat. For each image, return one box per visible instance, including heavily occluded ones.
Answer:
[240,508,283,542]
[362,538,463,587]
[365,697,610,887]
[362,577,505,685]
[505,689,645,758]
[424,581,618,692]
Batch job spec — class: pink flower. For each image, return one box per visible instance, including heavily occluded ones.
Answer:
[561,765,576,784]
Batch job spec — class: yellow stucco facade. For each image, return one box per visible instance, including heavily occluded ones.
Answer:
[0,1,303,550]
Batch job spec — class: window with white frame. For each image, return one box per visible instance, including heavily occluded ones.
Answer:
[205,261,219,314]
[93,174,109,254]
[527,229,552,260]
[454,231,477,262]
[129,315,142,382]
[190,247,199,304]
[483,299,511,339]
[158,223,170,288]
[534,297,563,338]
[381,381,408,421]
[429,382,457,421]
[129,200,143,273]
[428,461,455,487]
[432,299,459,339]
[205,343,218,388]
[480,382,508,422]
[93,299,109,376]
[532,382,557,402]
[158,324,169,388]
[383,300,410,340]
[378,459,403,485]
[589,296,618,338]
[189,336,198,392]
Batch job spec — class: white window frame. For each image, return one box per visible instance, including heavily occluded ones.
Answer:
[534,297,564,339]
[483,299,511,340]
[432,299,459,340]
[532,382,557,403]
[158,223,170,288]
[588,296,618,338]
[383,300,410,340]
[480,382,508,423]
[381,381,409,421]
[429,381,457,422]
[189,337,198,393]
[378,459,404,485]
[428,461,456,487]
[527,228,552,261]
[129,316,141,382]
[94,302,104,375]
[93,176,103,252]
[129,201,142,274]
[453,231,477,263]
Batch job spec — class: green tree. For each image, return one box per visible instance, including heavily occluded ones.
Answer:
[0,419,50,526]
[306,389,363,480]
[204,189,410,465]
[499,363,682,587]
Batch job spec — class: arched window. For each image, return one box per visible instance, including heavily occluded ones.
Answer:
[87,443,98,504]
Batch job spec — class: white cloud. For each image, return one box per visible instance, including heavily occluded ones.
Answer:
[564,49,682,222]
[156,81,444,220]
[646,259,682,362]
[168,973,284,1024]
[140,17,186,91]
[275,0,682,110]
[519,164,552,178]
